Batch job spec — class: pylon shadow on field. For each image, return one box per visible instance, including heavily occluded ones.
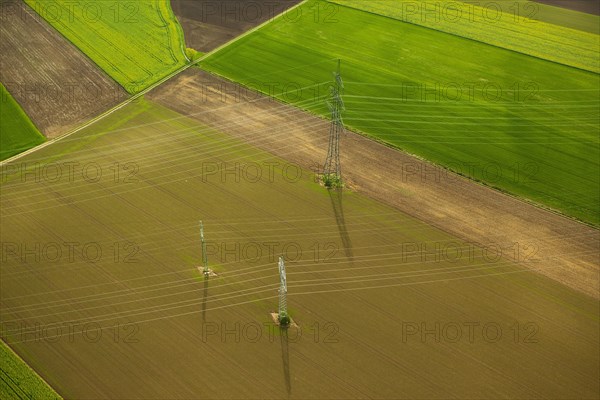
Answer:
[202,278,209,322]
[280,327,291,396]
[328,188,354,261]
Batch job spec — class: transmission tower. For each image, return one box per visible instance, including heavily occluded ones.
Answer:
[323,59,345,186]
[199,221,215,278]
[278,256,289,326]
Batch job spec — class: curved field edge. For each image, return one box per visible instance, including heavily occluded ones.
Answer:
[200,0,600,225]
[23,0,188,94]
[0,340,62,400]
[329,0,599,73]
[164,0,191,64]
[158,0,190,65]
[0,83,45,161]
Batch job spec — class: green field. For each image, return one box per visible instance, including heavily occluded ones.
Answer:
[476,0,600,34]
[201,0,600,225]
[332,0,599,72]
[24,0,189,93]
[0,98,598,398]
[482,0,600,34]
[0,83,45,161]
[0,340,62,400]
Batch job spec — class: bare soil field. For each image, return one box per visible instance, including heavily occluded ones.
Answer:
[171,0,302,51]
[1,99,598,399]
[0,0,126,138]
[149,69,600,299]
[534,0,599,15]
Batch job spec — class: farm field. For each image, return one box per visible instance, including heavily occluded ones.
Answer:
[1,99,598,398]
[493,0,600,32]
[534,0,600,16]
[0,0,126,139]
[23,0,189,93]
[0,340,61,399]
[1,0,599,398]
[172,0,302,52]
[0,83,45,161]
[334,0,599,34]
[331,0,600,72]
[149,68,600,298]
[200,0,600,225]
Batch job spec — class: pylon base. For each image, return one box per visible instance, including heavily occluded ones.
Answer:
[270,312,298,328]
[197,266,217,277]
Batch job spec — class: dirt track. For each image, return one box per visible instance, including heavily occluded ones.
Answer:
[149,69,599,299]
[0,0,126,138]
[171,0,302,51]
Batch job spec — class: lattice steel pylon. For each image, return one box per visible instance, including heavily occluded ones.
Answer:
[323,59,345,184]
[200,220,209,277]
[278,256,288,324]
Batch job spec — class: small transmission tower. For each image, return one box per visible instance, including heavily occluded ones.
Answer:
[323,59,345,187]
[199,221,216,278]
[277,256,290,326]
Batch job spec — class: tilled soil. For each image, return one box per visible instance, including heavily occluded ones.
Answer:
[0,0,126,138]
[149,69,599,299]
[534,0,599,15]
[171,0,302,51]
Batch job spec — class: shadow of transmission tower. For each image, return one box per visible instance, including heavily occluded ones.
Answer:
[280,327,292,396]
[328,188,354,262]
[202,278,209,322]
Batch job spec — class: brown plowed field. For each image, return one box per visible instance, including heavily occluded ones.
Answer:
[534,0,599,15]
[171,0,302,51]
[0,0,126,138]
[149,69,600,299]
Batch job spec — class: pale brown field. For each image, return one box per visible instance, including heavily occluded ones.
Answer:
[1,1,598,399]
[149,69,600,299]
[1,99,598,399]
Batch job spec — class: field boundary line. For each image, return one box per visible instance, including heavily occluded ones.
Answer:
[0,0,309,168]
[202,0,309,59]
[328,0,600,74]
[0,338,63,399]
